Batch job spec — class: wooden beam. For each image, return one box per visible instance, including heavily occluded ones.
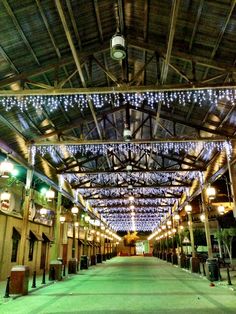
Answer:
[61,169,201,174]
[31,136,229,146]
[160,0,180,84]
[73,184,190,189]
[92,56,119,85]
[2,82,236,96]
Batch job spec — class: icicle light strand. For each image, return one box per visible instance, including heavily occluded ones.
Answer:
[1,89,236,111]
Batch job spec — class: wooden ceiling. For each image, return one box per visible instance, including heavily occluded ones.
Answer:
[0,0,236,231]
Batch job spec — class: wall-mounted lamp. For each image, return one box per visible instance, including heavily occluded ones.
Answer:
[185,204,192,213]
[84,215,90,223]
[0,190,11,202]
[46,189,55,201]
[60,216,66,224]
[217,205,225,215]
[71,205,79,215]
[0,157,14,178]
[206,186,216,200]
[200,214,205,222]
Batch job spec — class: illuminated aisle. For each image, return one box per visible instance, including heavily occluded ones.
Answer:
[1,257,236,314]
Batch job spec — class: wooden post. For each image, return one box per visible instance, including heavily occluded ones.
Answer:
[188,213,196,258]
[201,189,213,259]
[50,185,62,260]
[226,151,236,219]
[18,166,33,265]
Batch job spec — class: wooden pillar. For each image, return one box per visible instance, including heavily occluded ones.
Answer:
[227,155,236,219]
[201,189,213,259]
[18,150,33,266]
[188,213,196,258]
[50,188,62,260]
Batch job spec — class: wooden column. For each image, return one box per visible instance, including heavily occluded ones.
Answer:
[50,188,62,260]
[188,213,196,258]
[18,167,33,265]
[201,189,213,259]
[227,154,236,218]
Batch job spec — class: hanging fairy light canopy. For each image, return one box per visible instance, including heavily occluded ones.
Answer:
[31,140,230,159]
[76,186,185,198]
[89,198,176,206]
[69,171,198,186]
[1,88,236,111]
[96,206,171,213]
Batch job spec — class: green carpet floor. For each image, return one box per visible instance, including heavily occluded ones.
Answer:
[1,256,236,314]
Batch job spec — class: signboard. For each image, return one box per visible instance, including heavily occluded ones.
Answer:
[183,236,190,244]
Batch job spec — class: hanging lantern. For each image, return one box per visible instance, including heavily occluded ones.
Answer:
[110,33,126,60]
[0,158,14,178]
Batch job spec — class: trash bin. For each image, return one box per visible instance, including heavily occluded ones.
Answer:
[49,260,62,281]
[90,255,97,265]
[80,255,89,269]
[171,253,178,265]
[178,254,186,268]
[206,258,219,281]
[9,265,29,295]
[103,254,107,261]
[68,258,77,274]
[96,253,102,263]
[190,257,200,273]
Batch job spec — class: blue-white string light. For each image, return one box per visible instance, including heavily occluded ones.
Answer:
[1,89,236,111]
[32,141,228,160]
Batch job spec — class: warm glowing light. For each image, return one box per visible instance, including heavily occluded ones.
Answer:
[40,207,47,216]
[167,220,172,226]
[185,204,192,213]
[174,214,180,221]
[0,159,14,178]
[217,205,225,215]
[74,222,79,227]
[129,195,134,201]
[84,215,90,223]
[206,186,216,199]
[0,191,11,202]
[129,205,135,210]
[71,206,79,215]
[200,214,205,222]
[60,216,65,223]
[46,189,55,200]
[161,225,166,230]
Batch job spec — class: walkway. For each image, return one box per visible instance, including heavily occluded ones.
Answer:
[1,256,236,314]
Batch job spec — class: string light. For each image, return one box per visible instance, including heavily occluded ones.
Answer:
[1,88,236,111]
[89,198,176,207]
[32,141,228,159]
